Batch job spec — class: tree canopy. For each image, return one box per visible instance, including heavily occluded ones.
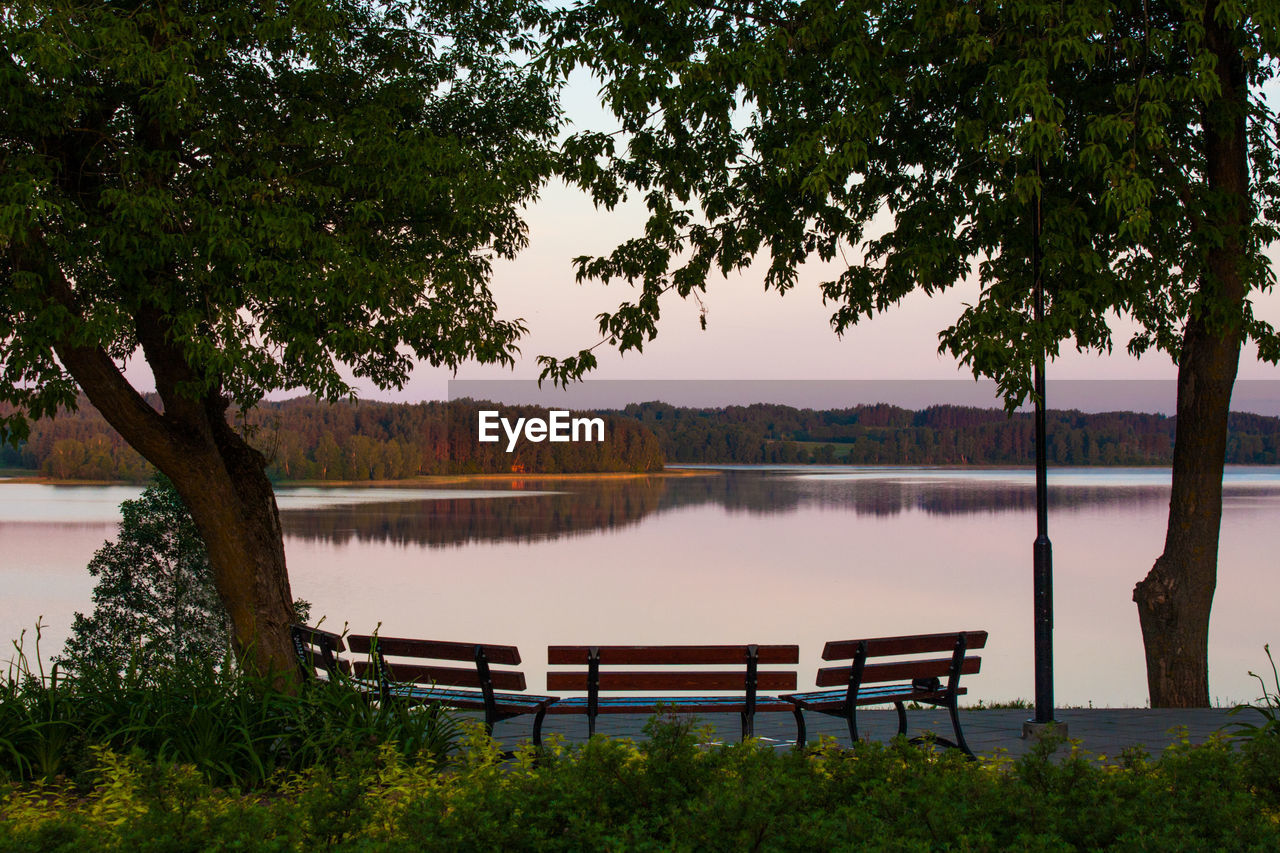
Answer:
[1,0,563,679]
[1,0,559,439]
[541,0,1280,706]
[542,0,1279,394]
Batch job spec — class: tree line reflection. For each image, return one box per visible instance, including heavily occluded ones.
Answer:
[280,478,668,547]
[278,471,1216,547]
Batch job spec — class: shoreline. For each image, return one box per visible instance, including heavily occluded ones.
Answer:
[271,470,714,488]
[0,469,717,488]
[4,462,1278,488]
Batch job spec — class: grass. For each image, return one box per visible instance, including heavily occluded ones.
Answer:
[1,716,1278,851]
[1,632,459,789]
[3,640,1278,849]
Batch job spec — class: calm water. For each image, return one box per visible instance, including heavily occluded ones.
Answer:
[3,467,1278,707]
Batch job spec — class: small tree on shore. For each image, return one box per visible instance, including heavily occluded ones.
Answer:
[59,477,308,678]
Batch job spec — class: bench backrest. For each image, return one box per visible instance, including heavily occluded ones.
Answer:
[546,645,799,694]
[816,631,986,696]
[291,624,349,681]
[346,634,528,697]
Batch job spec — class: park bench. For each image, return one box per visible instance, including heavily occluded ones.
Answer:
[291,624,350,681]
[346,633,559,746]
[781,630,987,757]
[545,644,800,741]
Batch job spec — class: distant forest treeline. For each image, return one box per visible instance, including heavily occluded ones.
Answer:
[618,401,1280,466]
[0,397,665,481]
[4,397,1279,481]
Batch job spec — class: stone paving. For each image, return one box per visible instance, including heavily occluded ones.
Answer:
[482,707,1243,760]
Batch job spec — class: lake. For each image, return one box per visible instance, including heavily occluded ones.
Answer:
[3,466,1278,707]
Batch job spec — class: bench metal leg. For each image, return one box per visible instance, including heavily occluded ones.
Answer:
[894,701,907,736]
[904,700,975,759]
[792,707,807,748]
[846,703,859,743]
[532,707,548,748]
[948,698,975,759]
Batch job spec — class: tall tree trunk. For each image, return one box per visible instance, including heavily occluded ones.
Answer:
[1133,3,1247,708]
[1134,324,1240,706]
[165,420,299,689]
[42,292,301,687]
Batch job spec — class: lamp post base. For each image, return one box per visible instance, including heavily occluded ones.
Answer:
[1022,719,1068,740]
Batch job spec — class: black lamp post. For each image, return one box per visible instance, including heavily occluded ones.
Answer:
[1025,169,1063,737]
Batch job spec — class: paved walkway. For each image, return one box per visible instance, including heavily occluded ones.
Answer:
[484,708,1243,760]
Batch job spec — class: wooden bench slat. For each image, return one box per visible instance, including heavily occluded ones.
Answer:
[298,659,353,677]
[294,646,352,675]
[291,624,350,681]
[292,625,347,653]
[347,634,521,666]
[786,685,970,708]
[822,631,988,660]
[546,695,799,714]
[816,656,981,687]
[292,626,556,747]
[548,645,799,665]
[546,643,802,742]
[548,671,797,692]
[385,685,556,711]
[790,629,987,757]
[352,661,527,691]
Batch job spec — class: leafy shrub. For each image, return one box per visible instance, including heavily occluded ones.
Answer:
[1228,644,1280,806]
[1,624,458,788]
[1228,643,1280,740]
[1,718,1277,851]
[58,476,234,677]
[57,475,310,679]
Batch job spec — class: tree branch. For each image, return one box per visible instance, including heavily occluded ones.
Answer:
[14,240,189,469]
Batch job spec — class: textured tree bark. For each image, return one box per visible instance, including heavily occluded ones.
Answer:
[43,290,300,687]
[62,385,299,686]
[159,409,298,690]
[1134,324,1239,706]
[1133,3,1247,708]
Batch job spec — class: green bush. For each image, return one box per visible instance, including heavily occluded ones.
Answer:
[58,476,234,677]
[0,630,457,788]
[1228,644,1280,740]
[2,717,1277,851]
[1228,644,1280,808]
[58,475,310,679]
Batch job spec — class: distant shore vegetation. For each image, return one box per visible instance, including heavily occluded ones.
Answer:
[2,397,1278,482]
[623,401,1280,467]
[0,397,666,482]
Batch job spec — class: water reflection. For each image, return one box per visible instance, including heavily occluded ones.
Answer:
[279,470,1206,547]
[664,471,1180,518]
[281,478,669,547]
[7,468,1279,706]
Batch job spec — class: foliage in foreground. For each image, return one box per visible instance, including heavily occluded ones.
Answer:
[2,717,1279,852]
[0,649,455,789]
[1229,644,1280,738]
